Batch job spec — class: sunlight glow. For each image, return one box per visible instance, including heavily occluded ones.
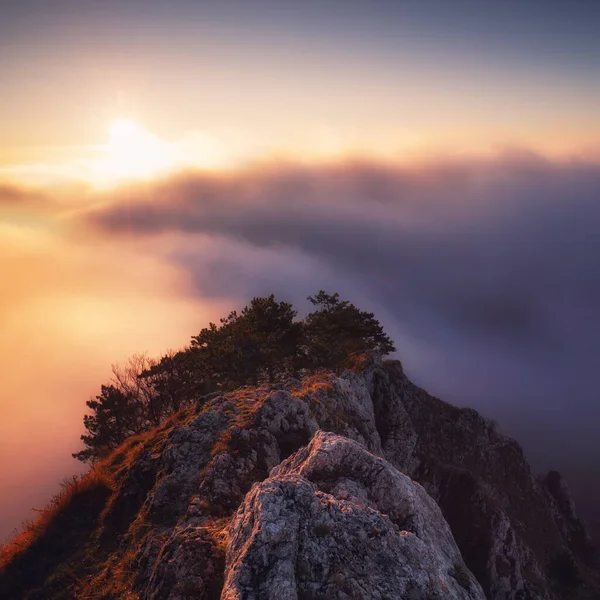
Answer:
[0,123,237,189]
[90,118,182,186]
[109,118,140,142]
[2,117,596,192]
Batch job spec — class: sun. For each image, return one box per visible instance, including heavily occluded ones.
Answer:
[109,118,141,144]
[90,118,182,186]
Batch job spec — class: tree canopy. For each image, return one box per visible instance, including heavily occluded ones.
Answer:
[304,291,396,372]
[72,384,145,463]
[73,292,395,462]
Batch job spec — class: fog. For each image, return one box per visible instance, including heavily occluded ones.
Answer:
[2,152,599,540]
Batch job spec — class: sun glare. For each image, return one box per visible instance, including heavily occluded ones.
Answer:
[109,118,140,142]
[90,118,182,187]
[0,118,234,189]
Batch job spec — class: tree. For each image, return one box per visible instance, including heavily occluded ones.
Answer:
[190,294,304,388]
[304,291,395,372]
[73,291,396,461]
[73,353,190,463]
[111,354,162,427]
[238,295,304,383]
[191,313,251,389]
[139,349,212,411]
[72,385,145,462]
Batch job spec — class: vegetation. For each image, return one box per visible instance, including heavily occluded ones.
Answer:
[304,291,395,372]
[0,471,112,599]
[73,291,395,462]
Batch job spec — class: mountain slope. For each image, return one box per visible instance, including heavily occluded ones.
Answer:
[0,355,597,599]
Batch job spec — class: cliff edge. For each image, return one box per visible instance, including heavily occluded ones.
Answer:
[1,355,597,599]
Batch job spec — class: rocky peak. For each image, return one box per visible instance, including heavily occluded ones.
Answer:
[1,355,598,600]
[224,431,485,599]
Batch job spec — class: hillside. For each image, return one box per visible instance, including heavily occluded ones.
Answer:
[1,354,598,599]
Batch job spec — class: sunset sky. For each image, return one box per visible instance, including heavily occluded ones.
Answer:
[1,0,600,541]
[2,0,600,177]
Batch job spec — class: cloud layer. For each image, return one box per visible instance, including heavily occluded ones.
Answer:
[86,155,600,419]
[2,152,600,539]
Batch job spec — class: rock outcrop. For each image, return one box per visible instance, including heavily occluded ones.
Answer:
[223,431,485,600]
[1,355,598,600]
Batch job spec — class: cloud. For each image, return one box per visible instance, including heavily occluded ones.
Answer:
[0,184,51,209]
[85,155,600,341]
[82,155,600,470]
[3,152,600,540]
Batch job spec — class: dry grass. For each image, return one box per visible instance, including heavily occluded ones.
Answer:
[211,430,234,458]
[0,411,182,599]
[100,405,191,479]
[102,434,149,477]
[0,402,212,599]
[0,468,112,571]
[303,380,335,396]
[0,372,343,599]
[294,373,335,396]
[210,387,270,457]
[76,544,142,600]
[210,375,336,459]
[343,352,373,372]
[204,517,230,555]
[0,467,114,600]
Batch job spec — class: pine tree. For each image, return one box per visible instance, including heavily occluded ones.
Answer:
[74,292,396,461]
[304,291,395,372]
[72,385,145,462]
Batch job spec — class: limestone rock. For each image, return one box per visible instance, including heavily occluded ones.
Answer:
[223,432,485,600]
[2,355,598,600]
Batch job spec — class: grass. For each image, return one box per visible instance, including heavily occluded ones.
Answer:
[209,375,335,460]
[343,352,374,372]
[77,545,143,600]
[0,370,345,599]
[204,517,230,555]
[0,469,113,599]
[294,373,335,396]
[0,403,200,600]
[100,404,190,480]
[210,386,271,458]
[0,469,112,570]
[0,414,175,600]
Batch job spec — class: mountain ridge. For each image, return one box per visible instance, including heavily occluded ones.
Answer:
[1,354,598,599]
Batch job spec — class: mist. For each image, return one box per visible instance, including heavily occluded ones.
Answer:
[2,152,599,540]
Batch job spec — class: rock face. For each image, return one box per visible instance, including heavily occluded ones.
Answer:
[223,431,485,599]
[365,358,599,600]
[542,470,596,564]
[1,355,598,600]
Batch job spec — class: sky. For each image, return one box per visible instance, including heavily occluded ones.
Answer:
[1,0,600,541]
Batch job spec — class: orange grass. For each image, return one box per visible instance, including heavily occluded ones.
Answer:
[0,468,112,570]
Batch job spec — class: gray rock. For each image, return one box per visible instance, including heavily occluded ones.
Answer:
[6,355,597,600]
[223,432,485,600]
[127,358,599,600]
